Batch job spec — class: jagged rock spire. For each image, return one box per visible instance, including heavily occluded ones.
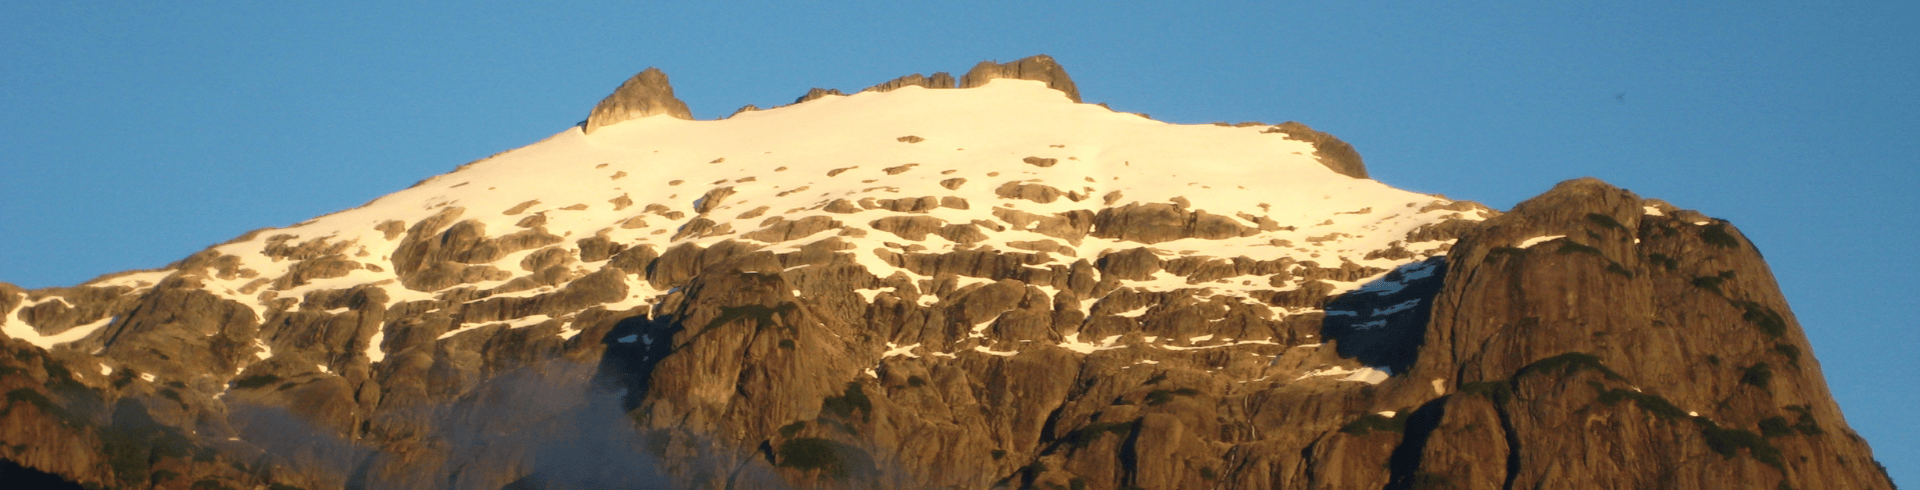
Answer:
[583,67,693,134]
[959,54,1081,102]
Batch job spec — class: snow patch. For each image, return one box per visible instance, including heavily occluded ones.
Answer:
[882,342,922,359]
[1372,299,1422,317]
[1,305,114,349]
[853,287,896,303]
[1295,365,1392,384]
[1517,235,1565,249]
[1113,304,1153,318]
[1059,335,1126,354]
[1158,338,1279,351]
[972,345,1018,357]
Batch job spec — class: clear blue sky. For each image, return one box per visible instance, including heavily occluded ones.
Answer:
[3,1,1914,482]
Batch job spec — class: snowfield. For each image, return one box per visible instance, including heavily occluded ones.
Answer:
[37,79,1494,382]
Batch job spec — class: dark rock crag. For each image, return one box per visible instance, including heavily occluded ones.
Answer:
[959,55,1082,103]
[864,72,957,93]
[794,87,848,105]
[778,55,1080,108]
[583,67,694,134]
[779,55,1076,109]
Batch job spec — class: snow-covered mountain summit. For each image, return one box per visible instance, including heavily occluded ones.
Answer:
[29,56,1488,364]
[6,55,1880,490]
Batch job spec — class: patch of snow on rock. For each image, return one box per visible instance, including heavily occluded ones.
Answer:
[1517,235,1565,249]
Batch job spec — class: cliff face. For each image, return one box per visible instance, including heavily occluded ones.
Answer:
[0,58,1894,490]
[1398,179,1887,489]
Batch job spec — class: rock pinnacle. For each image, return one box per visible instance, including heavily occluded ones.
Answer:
[583,67,694,134]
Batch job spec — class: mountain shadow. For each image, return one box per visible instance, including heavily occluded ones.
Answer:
[595,313,684,412]
[0,459,85,490]
[1320,257,1446,374]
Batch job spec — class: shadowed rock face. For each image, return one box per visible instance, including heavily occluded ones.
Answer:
[583,67,693,134]
[960,55,1082,103]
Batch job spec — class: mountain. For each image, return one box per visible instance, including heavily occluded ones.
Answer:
[0,55,1895,490]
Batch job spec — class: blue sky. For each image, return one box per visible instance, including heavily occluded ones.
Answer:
[3,1,1915,482]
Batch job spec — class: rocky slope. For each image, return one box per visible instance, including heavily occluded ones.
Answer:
[0,55,1896,490]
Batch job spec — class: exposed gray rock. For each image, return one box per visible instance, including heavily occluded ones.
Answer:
[727,104,761,119]
[959,54,1082,103]
[583,67,693,134]
[1266,121,1369,179]
[793,87,846,104]
[1090,202,1261,244]
[863,72,956,92]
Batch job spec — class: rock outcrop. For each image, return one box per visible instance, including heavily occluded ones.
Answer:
[794,87,848,105]
[583,67,694,134]
[864,72,957,92]
[1266,121,1369,179]
[960,55,1081,103]
[1394,178,1889,489]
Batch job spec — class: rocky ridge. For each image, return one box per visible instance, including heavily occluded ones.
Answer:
[959,55,1081,103]
[0,56,1894,490]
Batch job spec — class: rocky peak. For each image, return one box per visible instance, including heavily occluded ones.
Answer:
[959,54,1081,102]
[1373,177,1893,489]
[792,87,847,105]
[863,72,957,93]
[583,67,693,134]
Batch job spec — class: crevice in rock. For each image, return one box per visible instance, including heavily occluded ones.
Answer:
[1495,397,1520,490]
[1384,397,1448,490]
[593,314,680,412]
